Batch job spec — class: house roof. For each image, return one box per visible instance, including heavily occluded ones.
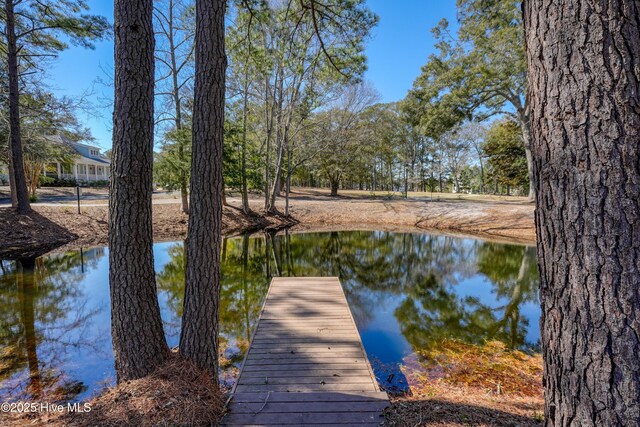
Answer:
[46,135,111,165]
[76,155,111,165]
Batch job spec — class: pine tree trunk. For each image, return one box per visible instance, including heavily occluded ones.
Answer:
[524,1,640,425]
[5,0,31,214]
[110,0,169,382]
[520,119,535,201]
[7,142,17,207]
[179,0,226,376]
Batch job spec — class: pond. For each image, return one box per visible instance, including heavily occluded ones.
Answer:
[0,230,540,402]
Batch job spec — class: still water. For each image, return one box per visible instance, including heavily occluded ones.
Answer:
[0,230,540,402]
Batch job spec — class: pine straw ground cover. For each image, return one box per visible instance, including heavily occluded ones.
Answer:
[383,340,544,426]
[3,357,226,427]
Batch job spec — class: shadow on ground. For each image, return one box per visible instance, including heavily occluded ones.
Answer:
[0,208,77,259]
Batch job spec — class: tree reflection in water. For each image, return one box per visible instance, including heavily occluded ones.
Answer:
[0,231,540,398]
[0,249,107,402]
[155,231,540,392]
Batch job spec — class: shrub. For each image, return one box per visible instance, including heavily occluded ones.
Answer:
[40,177,78,187]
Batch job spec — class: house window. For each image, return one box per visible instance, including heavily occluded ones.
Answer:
[61,164,72,174]
[88,165,96,175]
[78,164,87,174]
[97,166,103,175]
[90,149,99,156]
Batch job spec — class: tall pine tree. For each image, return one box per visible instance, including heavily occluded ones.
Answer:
[1,0,109,213]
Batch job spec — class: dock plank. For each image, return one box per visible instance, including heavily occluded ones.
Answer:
[222,277,388,426]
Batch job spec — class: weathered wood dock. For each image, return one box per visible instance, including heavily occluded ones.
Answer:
[222,277,389,426]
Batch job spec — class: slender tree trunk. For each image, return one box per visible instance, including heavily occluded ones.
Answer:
[179,0,226,376]
[263,78,273,211]
[180,178,189,213]
[167,0,189,214]
[4,0,31,214]
[525,1,640,425]
[110,0,169,382]
[240,70,250,214]
[285,146,291,216]
[475,145,485,193]
[268,65,285,213]
[372,159,377,191]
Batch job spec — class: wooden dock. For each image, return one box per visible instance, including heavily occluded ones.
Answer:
[222,277,389,426]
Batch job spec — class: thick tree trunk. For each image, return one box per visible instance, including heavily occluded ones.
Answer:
[5,0,31,214]
[7,141,17,207]
[330,179,339,197]
[179,0,226,376]
[110,0,169,382]
[524,1,640,425]
[520,119,535,201]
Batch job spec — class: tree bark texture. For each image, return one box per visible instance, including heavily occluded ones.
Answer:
[179,0,226,377]
[109,0,169,382]
[524,1,640,425]
[7,134,17,207]
[520,119,536,201]
[4,0,31,213]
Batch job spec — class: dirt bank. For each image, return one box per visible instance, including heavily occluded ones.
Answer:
[0,203,294,259]
[1,188,535,259]
[276,188,536,244]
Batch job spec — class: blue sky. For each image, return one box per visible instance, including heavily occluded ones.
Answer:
[46,1,458,150]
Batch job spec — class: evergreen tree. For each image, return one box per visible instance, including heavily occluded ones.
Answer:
[2,0,109,213]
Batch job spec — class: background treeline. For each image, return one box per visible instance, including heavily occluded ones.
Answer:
[1,0,529,211]
[153,0,531,213]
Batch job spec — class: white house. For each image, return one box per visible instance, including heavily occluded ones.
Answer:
[44,135,111,183]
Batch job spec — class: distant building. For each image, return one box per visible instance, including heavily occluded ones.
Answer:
[44,135,111,183]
